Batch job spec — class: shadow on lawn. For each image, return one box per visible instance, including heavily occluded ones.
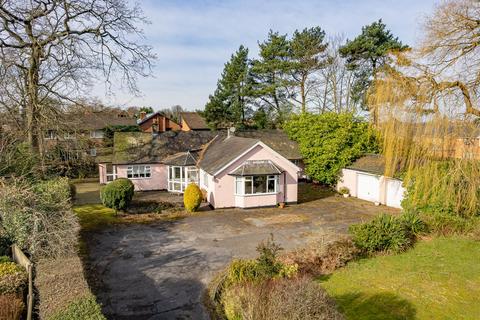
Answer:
[334,292,416,320]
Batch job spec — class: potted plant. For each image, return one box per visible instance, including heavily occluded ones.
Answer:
[339,187,350,198]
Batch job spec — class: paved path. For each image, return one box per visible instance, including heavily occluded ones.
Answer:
[84,190,397,319]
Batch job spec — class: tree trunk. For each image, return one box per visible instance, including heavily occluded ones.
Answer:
[301,73,307,113]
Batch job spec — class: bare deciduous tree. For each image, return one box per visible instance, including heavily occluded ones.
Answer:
[0,0,155,162]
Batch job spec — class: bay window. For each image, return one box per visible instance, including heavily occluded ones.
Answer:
[127,165,151,179]
[235,175,279,195]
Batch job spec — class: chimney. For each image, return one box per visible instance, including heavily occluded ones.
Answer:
[227,127,236,138]
[139,111,147,120]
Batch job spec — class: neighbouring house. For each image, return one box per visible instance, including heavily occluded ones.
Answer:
[44,110,137,160]
[137,111,181,133]
[99,130,301,208]
[179,112,209,131]
[337,154,405,208]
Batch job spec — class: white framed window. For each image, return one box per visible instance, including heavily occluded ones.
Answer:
[90,130,104,139]
[64,132,75,140]
[90,148,97,157]
[235,175,279,195]
[127,165,151,179]
[45,130,57,140]
[203,171,209,188]
[168,166,199,193]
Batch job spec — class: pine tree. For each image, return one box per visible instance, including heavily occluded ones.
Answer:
[204,45,251,129]
[290,27,329,113]
[339,19,408,122]
[250,31,294,126]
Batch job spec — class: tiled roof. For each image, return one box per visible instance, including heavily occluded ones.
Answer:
[229,160,283,176]
[74,112,136,130]
[198,136,259,175]
[347,154,385,175]
[180,112,209,130]
[162,150,200,166]
[111,131,217,164]
[235,130,302,160]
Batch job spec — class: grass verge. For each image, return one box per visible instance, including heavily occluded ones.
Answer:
[319,237,480,320]
[74,204,188,231]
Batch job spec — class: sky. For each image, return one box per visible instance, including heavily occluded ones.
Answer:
[93,0,438,111]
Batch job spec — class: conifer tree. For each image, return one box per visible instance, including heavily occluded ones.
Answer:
[340,19,408,122]
[204,46,251,129]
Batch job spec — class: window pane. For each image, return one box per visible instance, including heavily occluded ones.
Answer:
[235,177,243,194]
[174,167,181,179]
[244,178,252,194]
[253,176,267,194]
[268,177,275,193]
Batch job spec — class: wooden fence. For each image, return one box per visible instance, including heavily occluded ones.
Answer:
[11,245,33,320]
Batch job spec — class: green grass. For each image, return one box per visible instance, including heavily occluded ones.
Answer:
[74,204,119,231]
[320,237,480,320]
[48,294,106,320]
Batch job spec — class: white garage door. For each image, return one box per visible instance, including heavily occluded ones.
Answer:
[386,179,405,208]
[357,173,380,202]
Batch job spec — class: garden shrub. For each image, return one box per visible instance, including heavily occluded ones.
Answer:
[280,238,359,276]
[48,295,106,320]
[284,112,379,185]
[418,211,478,236]
[222,276,344,320]
[183,183,203,212]
[349,214,414,254]
[100,178,134,211]
[226,235,297,285]
[0,256,11,263]
[400,211,427,235]
[0,234,11,257]
[0,262,27,294]
[0,177,78,260]
[0,294,25,320]
[255,235,285,278]
[402,160,480,218]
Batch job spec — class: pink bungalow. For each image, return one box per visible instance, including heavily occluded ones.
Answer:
[99,130,302,209]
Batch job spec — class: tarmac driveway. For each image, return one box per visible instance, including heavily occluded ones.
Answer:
[84,185,398,319]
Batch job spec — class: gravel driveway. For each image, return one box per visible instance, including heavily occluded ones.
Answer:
[83,186,397,319]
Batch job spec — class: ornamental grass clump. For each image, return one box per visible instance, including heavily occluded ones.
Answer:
[183,183,203,212]
[349,213,420,254]
[100,178,134,211]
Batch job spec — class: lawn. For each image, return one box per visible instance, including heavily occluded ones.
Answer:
[320,237,480,320]
[74,204,119,231]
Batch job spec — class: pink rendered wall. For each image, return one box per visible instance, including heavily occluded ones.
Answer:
[211,144,299,208]
[99,164,107,184]
[115,164,167,191]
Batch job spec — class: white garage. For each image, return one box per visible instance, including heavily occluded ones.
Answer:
[357,173,380,202]
[337,155,405,208]
[386,179,405,208]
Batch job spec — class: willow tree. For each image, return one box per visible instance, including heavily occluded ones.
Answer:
[0,0,154,163]
[368,0,480,217]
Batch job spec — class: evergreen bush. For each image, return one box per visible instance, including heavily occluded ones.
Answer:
[183,183,203,212]
[349,213,414,254]
[100,178,134,211]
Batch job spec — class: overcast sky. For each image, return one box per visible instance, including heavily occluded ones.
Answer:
[93,0,438,111]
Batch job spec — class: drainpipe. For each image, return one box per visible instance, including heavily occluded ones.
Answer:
[283,171,287,203]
